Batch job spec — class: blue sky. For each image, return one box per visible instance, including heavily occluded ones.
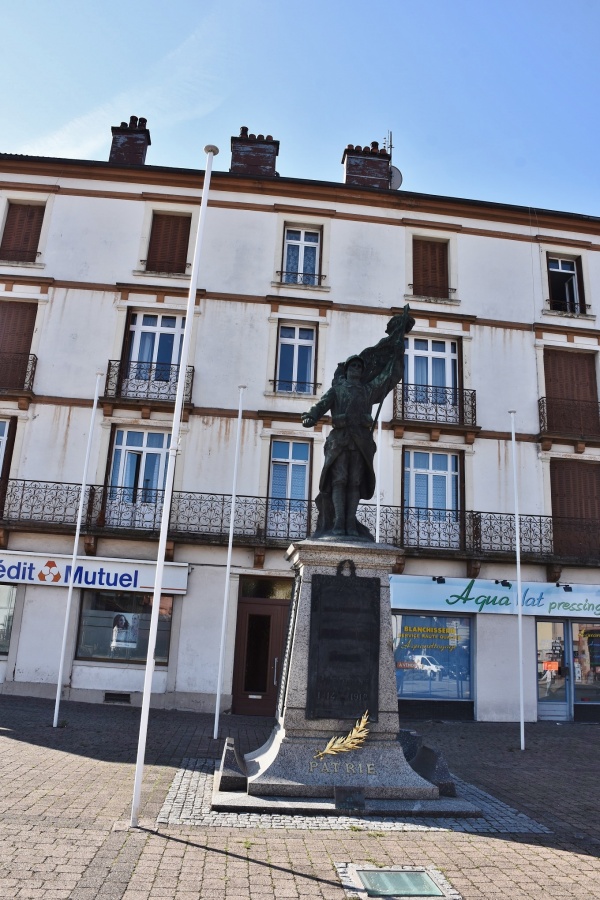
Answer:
[3,0,600,215]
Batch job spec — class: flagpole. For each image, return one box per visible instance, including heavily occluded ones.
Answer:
[53,370,104,728]
[375,417,382,543]
[130,145,219,828]
[213,384,246,741]
[509,410,525,751]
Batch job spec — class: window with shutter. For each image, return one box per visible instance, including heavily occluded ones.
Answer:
[0,301,37,390]
[145,213,191,274]
[543,349,600,437]
[551,459,600,558]
[412,239,449,299]
[0,204,45,263]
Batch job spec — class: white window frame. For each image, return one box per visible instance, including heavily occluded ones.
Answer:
[547,256,581,314]
[0,420,7,473]
[267,438,311,539]
[275,323,316,393]
[281,226,321,286]
[109,429,171,504]
[403,449,461,549]
[270,439,310,501]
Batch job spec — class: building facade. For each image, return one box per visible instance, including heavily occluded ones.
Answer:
[1,119,600,722]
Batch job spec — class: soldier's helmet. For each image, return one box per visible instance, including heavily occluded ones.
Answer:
[343,354,365,374]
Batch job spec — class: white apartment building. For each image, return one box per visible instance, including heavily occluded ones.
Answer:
[1,118,599,723]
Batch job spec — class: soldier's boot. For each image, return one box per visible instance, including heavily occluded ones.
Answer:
[332,485,346,535]
[345,488,361,536]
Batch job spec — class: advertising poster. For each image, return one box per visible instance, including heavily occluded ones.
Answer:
[110,613,140,650]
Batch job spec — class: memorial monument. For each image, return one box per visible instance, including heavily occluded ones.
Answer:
[215,306,476,814]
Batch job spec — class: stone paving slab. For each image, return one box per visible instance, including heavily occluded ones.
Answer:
[157,757,549,833]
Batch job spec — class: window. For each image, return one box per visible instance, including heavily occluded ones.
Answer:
[0,420,7,474]
[268,439,310,539]
[543,349,600,437]
[411,238,449,299]
[145,213,191,274]
[76,590,173,664]
[403,450,461,548]
[281,227,321,285]
[275,324,316,393]
[550,459,600,559]
[107,429,171,528]
[0,585,16,655]
[547,256,586,314]
[121,312,185,400]
[0,203,45,263]
[402,337,458,421]
[392,612,472,700]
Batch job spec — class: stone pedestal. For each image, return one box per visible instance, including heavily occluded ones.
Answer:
[244,541,438,800]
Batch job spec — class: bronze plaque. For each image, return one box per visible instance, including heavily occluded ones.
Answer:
[306,562,380,720]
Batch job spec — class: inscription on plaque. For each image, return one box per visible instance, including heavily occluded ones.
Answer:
[306,561,380,720]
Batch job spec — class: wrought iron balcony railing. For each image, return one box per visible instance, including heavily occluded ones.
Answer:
[539,397,600,439]
[394,383,477,427]
[104,360,194,404]
[0,353,37,392]
[0,480,596,563]
[276,271,326,287]
[269,379,321,395]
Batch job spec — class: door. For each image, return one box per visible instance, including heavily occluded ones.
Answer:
[537,620,571,720]
[231,595,291,716]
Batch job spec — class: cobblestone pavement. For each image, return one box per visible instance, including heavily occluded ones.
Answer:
[0,695,599,899]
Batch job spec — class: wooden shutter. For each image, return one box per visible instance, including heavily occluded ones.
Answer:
[412,239,449,299]
[145,214,191,274]
[0,204,44,262]
[0,301,38,389]
[551,459,600,558]
[544,349,600,436]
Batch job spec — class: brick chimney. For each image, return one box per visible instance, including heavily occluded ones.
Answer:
[230,127,279,177]
[342,141,391,189]
[109,116,151,165]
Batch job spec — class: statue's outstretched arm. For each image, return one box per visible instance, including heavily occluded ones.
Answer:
[301,387,335,428]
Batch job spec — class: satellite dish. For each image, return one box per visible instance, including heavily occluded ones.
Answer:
[390,166,403,190]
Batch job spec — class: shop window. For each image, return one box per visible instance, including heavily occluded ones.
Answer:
[547,255,586,314]
[275,324,316,393]
[0,203,45,263]
[106,429,171,528]
[144,212,191,274]
[121,312,185,399]
[391,612,472,700]
[268,439,310,539]
[411,238,450,299]
[76,590,173,664]
[573,622,600,705]
[280,227,321,285]
[403,450,461,548]
[0,585,16,655]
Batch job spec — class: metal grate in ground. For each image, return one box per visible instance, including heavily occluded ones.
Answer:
[157,757,552,833]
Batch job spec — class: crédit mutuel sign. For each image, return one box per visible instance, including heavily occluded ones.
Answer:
[390,575,600,619]
[0,550,188,594]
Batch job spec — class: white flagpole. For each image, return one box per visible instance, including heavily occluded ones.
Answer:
[53,370,104,728]
[509,410,525,751]
[375,417,382,543]
[213,384,246,740]
[130,145,219,827]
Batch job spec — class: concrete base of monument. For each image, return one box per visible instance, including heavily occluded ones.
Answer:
[243,725,438,800]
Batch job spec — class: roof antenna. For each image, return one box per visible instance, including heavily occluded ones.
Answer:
[382,130,393,159]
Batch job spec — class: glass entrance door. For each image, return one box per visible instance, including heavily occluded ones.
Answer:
[537,620,570,720]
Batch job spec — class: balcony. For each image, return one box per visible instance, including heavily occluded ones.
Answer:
[103,360,194,413]
[539,397,600,450]
[275,271,326,287]
[0,353,37,407]
[1,479,598,566]
[393,383,478,442]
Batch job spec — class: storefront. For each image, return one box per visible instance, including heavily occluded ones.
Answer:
[0,549,188,701]
[390,575,600,723]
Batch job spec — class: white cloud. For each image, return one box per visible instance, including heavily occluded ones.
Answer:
[16,21,225,159]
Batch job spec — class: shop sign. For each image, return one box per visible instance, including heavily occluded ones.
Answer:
[390,576,600,619]
[0,550,188,594]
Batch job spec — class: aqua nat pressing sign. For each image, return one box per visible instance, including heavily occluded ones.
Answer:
[0,550,188,594]
[389,575,600,618]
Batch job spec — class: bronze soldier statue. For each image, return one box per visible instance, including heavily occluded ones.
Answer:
[301,304,415,541]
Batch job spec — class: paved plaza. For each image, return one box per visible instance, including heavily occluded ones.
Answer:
[0,696,599,899]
